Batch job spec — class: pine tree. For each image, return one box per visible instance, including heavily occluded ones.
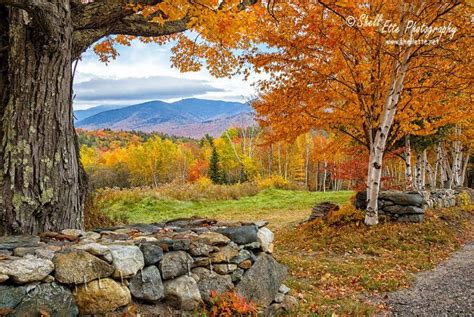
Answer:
[209,146,222,184]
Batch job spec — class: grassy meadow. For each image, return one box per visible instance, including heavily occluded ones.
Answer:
[89,185,473,315]
[94,185,353,226]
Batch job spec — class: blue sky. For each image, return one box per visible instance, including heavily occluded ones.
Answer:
[73,40,259,110]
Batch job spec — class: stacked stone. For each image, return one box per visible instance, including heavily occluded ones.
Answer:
[355,191,425,222]
[420,189,472,208]
[0,218,295,316]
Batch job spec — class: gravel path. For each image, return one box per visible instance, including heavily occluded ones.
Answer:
[387,242,474,316]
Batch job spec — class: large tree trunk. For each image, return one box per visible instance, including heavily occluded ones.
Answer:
[0,4,87,235]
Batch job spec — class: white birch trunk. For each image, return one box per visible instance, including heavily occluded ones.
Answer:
[460,153,470,186]
[365,53,409,225]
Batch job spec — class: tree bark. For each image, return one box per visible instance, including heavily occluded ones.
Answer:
[403,135,413,190]
[365,55,408,225]
[0,3,87,234]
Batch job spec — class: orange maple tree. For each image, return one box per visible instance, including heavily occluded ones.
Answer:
[242,0,472,224]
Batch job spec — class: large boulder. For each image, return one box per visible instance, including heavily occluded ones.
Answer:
[194,269,233,303]
[53,249,114,284]
[109,245,145,278]
[160,251,193,280]
[0,255,54,284]
[129,266,164,302]
[9,283,79,317]
[73,278,131,315]
[236,253,288,306]
[163,275,202,311]
[217,225,258,244]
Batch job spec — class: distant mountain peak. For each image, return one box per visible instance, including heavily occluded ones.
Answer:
[74,98,255,139]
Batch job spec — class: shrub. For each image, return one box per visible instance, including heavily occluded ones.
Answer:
[325,204,365,227]
[257,175,299,190]
[206,291,257,316]
[84,193,124,230]
[456,191,470,206]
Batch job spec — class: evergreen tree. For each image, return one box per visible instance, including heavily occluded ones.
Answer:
[209,146,222,184]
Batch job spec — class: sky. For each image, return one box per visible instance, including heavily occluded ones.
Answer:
[73,40,259,110]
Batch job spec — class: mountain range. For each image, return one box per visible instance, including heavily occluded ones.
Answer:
[74,98,255,139]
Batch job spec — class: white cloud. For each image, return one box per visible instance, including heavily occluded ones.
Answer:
[73,40,259,109]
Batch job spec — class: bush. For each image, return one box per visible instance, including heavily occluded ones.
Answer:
[456,191,470,206]
[94,182,260,205]
[84,193,124,230]
[206,291,257,316]
[257,175,303,190]
[325,204,365,227]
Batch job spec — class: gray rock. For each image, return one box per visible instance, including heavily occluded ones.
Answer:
[384,205,425,215]
[189,241,218,256]
[73,278,131,315]
[211,243,240,263]
[73,243,113,263]
[53,249,114,284]
[0,274,8,283]
[127,223,162,234]
[257,227,275,253]
[230,249,256,265]
[356,191,424,208]
[140,243,164,265]
[274,292,285,303]
[0,236,40,250]
[196,272,234,303]
[191,267,212,281]
[236,253,288,306]
[109,245,145,278]
[217,225,258,244]
[279,284,291,294]
[231,268,244,283]
[82,231,101,241]
[60,229,85,238]
[129,266,164,302]
[156,238,190,251]
[0,285,27,310]
[0,255,54,284]
[160,251,193,279]
[213,264,238,274]
[239,242,261,250]
[397,214,424,223]
[192,257,210,268]
[9,283,79,317]
[198,232,230,246]
[163,275,202,310]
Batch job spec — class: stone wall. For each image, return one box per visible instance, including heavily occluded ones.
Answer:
[421,188,473,209]
[355,191,425,222]
[355,188,473,223]
[0,218,295,316]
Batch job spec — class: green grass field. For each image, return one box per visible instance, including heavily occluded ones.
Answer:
[98,189,353,226]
